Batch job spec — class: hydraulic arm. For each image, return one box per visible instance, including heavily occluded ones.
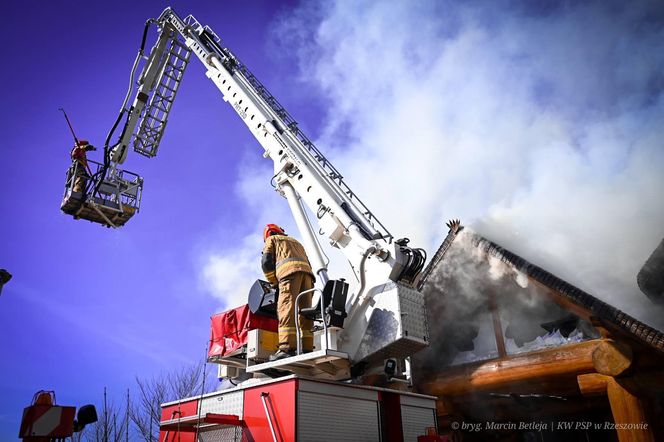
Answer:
[75,7,429,376]
[111,8,425,286]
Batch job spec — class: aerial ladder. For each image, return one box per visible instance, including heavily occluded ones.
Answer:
[62,7,429,382]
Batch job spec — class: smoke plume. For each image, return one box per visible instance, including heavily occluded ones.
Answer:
[201,1,664,330]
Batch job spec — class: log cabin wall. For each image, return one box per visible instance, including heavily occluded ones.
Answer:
[412,226,664,442]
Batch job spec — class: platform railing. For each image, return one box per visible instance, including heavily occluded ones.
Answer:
[62,159,144,227]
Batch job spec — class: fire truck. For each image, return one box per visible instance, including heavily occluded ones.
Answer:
[62,7,444,441]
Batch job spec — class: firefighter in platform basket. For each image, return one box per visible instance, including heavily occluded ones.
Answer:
[70,140,96,194]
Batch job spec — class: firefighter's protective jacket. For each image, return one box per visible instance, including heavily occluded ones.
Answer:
[71,143,95,174]
[261,234,314,286]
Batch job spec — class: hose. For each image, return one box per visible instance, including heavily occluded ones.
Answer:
[356,246,378,305]
[396,245,427,284]
[93,19,155,195]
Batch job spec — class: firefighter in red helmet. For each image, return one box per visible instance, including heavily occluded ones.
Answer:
[70,140,96,193]
[261,224,315,360]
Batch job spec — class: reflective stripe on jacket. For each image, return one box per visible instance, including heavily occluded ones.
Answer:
[261,234,314,285]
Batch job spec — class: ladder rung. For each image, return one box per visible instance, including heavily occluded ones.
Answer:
[159,82,179,93]
[159,83,177,93]
[168,50,189,62]
[144,116,164,125]
[141,128,163,139]
[166,62,186,71]
[162,72,182,82]
[154,90,175,101]
[149,103,169,114]
[154,98,173,108]
[167,57,188,67]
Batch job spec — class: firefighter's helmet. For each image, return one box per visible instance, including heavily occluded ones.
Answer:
[33,391,55,406]
[263,224,285,241]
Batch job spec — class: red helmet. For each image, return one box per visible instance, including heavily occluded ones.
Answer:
[77,140,89,147]
[263,224,285,241]
[34,391,54,406]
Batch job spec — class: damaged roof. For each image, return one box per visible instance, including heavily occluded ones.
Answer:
[418,220,664,354]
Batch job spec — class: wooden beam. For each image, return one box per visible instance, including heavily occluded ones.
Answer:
[606,378,655,442]
[577,373,610,396]
[590,317,615,339]
[419,339,604,397]
[488,292,507,358]
[579,371,664,397]
[593,340,633,376]
[528,277,595,323]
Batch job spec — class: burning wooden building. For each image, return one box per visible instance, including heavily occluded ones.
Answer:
[412,221,664,442]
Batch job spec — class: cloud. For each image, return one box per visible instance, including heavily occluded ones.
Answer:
[200,236,263,309]
[201,0,664,328]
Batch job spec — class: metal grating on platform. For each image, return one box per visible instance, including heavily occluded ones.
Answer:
[246,349,350,380]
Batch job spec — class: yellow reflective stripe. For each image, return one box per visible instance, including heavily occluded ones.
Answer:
[277,261,309,270]
[279,327,311,335]
[277,261,312,275]
[276,257,309,267]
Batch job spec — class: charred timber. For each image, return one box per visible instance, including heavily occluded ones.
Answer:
[419,339,607,397]
[469,234,664,354]
[592,340,633,377]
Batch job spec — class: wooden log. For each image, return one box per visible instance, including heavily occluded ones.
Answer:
[606,378,655,442]
[488,292,507,358]
[579,371,664,397]
[590,317,615,339]
[419,339,604,397]
[577,373,610,396]
[593,340,633,376]
[529,277,595,324]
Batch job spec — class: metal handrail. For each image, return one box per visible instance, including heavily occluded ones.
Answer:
[294,287,327,356]
[63,159,143,219]
[260,392,278,442]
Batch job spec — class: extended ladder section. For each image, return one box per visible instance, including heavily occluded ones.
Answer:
[63,7,394,243]
[182,14,393,243]
[133,31,191,158]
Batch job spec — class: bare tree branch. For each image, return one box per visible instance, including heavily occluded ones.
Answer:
[129,361,214,442]
[84,393,128,442]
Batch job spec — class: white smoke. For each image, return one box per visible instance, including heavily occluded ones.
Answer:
[198,155,292,309]
[201,1,664,328]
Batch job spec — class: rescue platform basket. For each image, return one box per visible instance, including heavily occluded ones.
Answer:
[61,159,143,228]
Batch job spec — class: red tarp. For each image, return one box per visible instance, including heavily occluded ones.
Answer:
[208,304,278,358]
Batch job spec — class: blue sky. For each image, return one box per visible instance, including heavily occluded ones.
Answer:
[0,1,304,437]
[2,0,664,439]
